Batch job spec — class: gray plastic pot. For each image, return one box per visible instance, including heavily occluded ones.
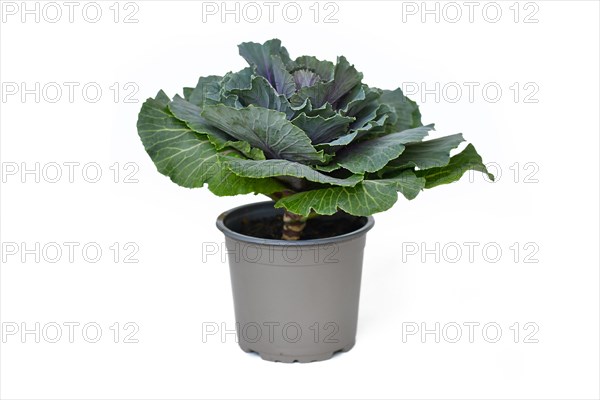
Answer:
[216,201,374,363]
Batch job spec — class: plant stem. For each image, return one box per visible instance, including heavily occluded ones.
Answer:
[282,210,307,241]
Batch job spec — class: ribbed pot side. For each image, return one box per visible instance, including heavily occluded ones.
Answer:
[216,201,374,363]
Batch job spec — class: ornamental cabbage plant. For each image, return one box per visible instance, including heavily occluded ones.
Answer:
[137,39,493,240]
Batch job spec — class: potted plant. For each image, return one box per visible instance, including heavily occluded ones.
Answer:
[137,39,493,362]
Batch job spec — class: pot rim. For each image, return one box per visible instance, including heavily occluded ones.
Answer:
[216,201,375,246]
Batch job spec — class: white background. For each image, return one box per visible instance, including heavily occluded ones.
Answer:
[1,1,599,399]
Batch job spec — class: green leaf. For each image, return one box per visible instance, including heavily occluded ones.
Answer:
[222,67,255,92]
[168,95,265,160]
[270,55,296,97]
[314,163,344,172]
[188,75,222,108]
[201,104,326,163]
[219,143,265,161]
[221,157,363,187]
[168,95,222,135]
[289,82,328,110]
[316,132,358,150]
[337,83,365,112]
[351,106,391,139]
[327,56,364,105]
[238,39,294,96]
[290,55,335,81]
[334,125,434,174]
[239,38,292,66]
[378,170,426,200]
[292,69,321,90]
[416,144,494,188]
[291,112,354,144]
[290,56,363,109]
[315,114,392,151]
[392,133,465,169]
[380,88,422,132]
[345,86,381,128]
[306,102,336,118]
[316,88,393,149]
[208,153,286,196]
[230,76,294,117]
[183,87,193,100]
[373,103,397,132]
[137,91,282,195]
[275,170,424,216]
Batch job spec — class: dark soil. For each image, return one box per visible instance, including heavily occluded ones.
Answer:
[238,213,366,240]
